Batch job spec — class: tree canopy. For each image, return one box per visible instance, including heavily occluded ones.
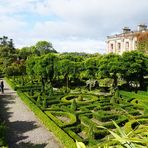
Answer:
[0,36,147,91]
[35,41,57,54]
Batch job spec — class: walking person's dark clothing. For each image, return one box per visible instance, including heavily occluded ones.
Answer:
[1,81,4,93]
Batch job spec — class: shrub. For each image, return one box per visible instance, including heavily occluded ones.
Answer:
[137,91,148,96]
[103,115,128,129]
[100,103,112,108]
[61,94,98,104]
[124,118,148,134]
[0,123,7,147]
[5,77,18,90]
[37,95,41,106]
[69,125,82,133]
[64,128,83,142]
[45,111,77,127]
[43,97,47,108]
[79,116,97,127]
[94,129,109,139]
[93,113,118,122]
[100,106,111,111]
[88,125,94,141]
[128,110,141,116]
[47,100,60,106]
[83,113,93,118]
[71,99,77,111]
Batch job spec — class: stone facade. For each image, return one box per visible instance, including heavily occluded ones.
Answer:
[107,24,148,54]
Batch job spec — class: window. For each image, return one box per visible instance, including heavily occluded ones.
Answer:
[125,42,129,50]
[135,41,137,49]
[110,43,114,52]
[118,43,121,51]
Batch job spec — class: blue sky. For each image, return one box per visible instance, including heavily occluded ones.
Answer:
[0,0,148,53]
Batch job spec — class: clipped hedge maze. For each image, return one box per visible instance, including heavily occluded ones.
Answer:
[23,90,147,147]
[6,78,148,147]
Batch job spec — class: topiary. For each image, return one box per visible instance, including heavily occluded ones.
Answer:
[115,89,119,99]
[88,125,94,142]
[43,97,47,108]
[37,95,41,106]
[77,95,83,101]
[71,99,77,111]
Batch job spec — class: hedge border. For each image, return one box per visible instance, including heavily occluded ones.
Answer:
[61,94,98,104]
[45,111,76,127]
[5,77,18,90]
[124,118,148,133]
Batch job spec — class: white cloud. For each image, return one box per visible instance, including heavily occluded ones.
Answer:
[0,0,148,53]
[53,39,106,54]
[0,16,27,38]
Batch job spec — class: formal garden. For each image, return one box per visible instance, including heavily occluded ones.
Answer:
[0,36,148,147]
[5,75,148,148]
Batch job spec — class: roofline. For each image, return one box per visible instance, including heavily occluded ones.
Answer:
[107,30,148,39]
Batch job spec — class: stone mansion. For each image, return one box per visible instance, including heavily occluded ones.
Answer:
[106,24,148,54]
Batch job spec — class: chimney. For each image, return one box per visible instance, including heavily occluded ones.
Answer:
[123,27,131,33]
[138,24,147,31]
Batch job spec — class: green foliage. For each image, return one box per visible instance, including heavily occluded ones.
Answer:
[0,36,17,74]
[99,54,121,88]
[18,46,39,60]
[71,99,77,111]
[0,36,14,48]
[120,90,148,115]
[5,77,18,90]
[37,95,41,106]
[76,140,86,148]
[4,61,26,77]
[0,123,7,147]
[77,95,83,101]
[35,41,57,54]
[43,97,47,108]
[93,112,118,122]
[115,89,119,98]
[65,129,83,142]
[101,120,147,148]
[60,86,70,94]
[88,125,94,141]
[103,115,128,129]
[2,39,147,148]
[61,94,98,104]
[121,51,148,89]
[45,111,76,127]
[99,78,113,87]
[6,77,148,147]
[83,57,100,79]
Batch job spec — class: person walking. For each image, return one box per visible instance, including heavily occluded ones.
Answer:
[0,80,4,93]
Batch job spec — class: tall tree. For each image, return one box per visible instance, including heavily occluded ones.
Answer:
[121,51,148,89]
[99,54,121,88]
[57,58,74,91]
[35,41,57,55]
[18,46,40,60]
[30,53,57,92]
[0,36,14,49]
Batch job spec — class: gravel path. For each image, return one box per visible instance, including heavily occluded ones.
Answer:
[0,79,63,148]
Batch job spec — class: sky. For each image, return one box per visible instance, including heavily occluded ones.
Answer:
[0,0,148,54]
